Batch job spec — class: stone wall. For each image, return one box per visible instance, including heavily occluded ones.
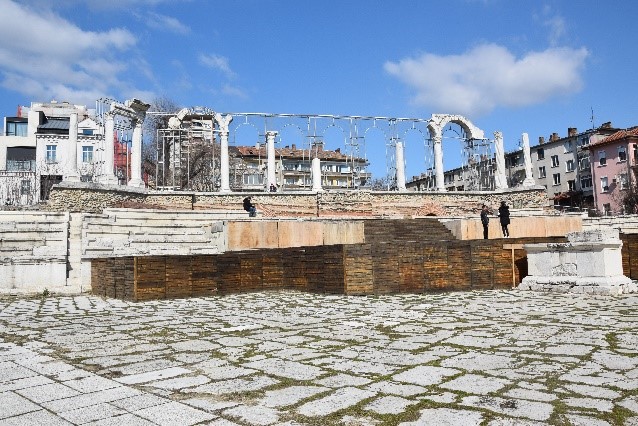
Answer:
[583,215,638,234]
[48,182,549,217]
[0,212,70,293]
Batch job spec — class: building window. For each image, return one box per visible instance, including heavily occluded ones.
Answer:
[619,173,628,190]
[565,159,575,172]
[538,166,546,178]
[20,180,31,195]
[564,141,573,153]
[601,176,609,192]
[599,151,606,166]
[82,146,93,163]
[551,155,559,167]
[537,148,544,160]
[580,136,590,146]
[580,175,592,189]
[6,121,27,137]
[568,180,576,191]
[578,154,590,171]
[243,174,263,185]
[46,145,57,163]
[553,173,561,185]
[82,129,94,136]
[618,146,627,162]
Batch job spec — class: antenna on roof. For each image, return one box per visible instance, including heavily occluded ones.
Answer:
[590,107,596,129]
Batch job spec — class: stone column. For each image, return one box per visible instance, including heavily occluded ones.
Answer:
[521,132,536,186]
[311,157,323,192]
[215,113,233,193]
[128,119,145,187]
[395,141,407,191]
[266,131,278,190]
[494,131,508,189]
[65,112,80,181]
[433,135,445,191]
[101,113,118,185]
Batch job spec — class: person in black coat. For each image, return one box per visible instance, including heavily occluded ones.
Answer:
[243,196,257,217]
[480,204,490,239]
[498,201,510,237]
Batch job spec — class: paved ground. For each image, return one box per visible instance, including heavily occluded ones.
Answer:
[0,290,637,426]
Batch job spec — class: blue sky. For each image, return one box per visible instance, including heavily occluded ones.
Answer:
[1,0,637,179]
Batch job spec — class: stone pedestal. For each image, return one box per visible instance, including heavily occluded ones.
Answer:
[520,229,637,295]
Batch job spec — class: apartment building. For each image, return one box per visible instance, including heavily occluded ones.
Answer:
[586,127,638,214]
[405,123,622,212]
[0,101,102,205]
[232,142,370,191]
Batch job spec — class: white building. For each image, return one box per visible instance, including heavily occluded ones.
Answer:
[1,99,149,206]
[0,101,102,205]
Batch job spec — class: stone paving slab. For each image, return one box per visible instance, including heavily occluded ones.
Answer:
[0,290,637,425]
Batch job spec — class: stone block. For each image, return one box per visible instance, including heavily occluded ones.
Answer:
[521,230,636,294]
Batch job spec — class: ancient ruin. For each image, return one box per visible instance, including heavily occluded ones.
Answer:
[520,228,637,295]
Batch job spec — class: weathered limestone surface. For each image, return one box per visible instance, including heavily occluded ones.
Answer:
[520,229,637,295]
[0,212,70,293]
[47,182,548,217]
[584,215,638,234]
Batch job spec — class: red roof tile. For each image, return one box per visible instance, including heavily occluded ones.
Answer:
[589,127,638,147]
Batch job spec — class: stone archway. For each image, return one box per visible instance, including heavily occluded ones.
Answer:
[427,114,486,192]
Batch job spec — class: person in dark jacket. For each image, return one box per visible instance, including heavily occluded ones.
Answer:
[498,201,510,237]
[480,204,490,239]
[243,196,257,217]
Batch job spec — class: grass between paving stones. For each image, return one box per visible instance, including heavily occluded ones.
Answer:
[278,393,421,426]
[0,330,30,345]
[605,331,620,352]
[374,324,409,340]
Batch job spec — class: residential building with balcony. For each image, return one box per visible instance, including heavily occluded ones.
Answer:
[405,124,621,211]
[526,124,619,210]
[0,101,102,205]
[585,127,638,215]
[232,142,370,191]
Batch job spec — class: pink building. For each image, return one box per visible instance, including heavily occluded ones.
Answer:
[587,127,638,215]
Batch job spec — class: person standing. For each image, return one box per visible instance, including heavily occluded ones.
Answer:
[480,204,490,239]
[498,201,510,237]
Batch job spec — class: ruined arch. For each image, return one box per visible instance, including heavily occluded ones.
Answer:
[427,114,486,192]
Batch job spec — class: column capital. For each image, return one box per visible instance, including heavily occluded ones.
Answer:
[214,113,233,134]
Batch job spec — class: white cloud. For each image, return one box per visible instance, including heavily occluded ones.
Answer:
[384,43,588,118]
[199,53,236,79]
[0,0,141,105]
[544,15,566,46]
[221,84,247,99]
[145,12,191,35]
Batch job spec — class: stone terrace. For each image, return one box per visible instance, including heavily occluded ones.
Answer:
[1,291,637,425]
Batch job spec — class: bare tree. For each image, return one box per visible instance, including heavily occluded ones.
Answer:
[142,96,180,186]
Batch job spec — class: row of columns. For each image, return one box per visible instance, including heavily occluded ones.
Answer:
[68,110,512,193]
[212,114,511,193]
[215,114,326,193]
[97,101,148,187]
[77,109,512,193]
